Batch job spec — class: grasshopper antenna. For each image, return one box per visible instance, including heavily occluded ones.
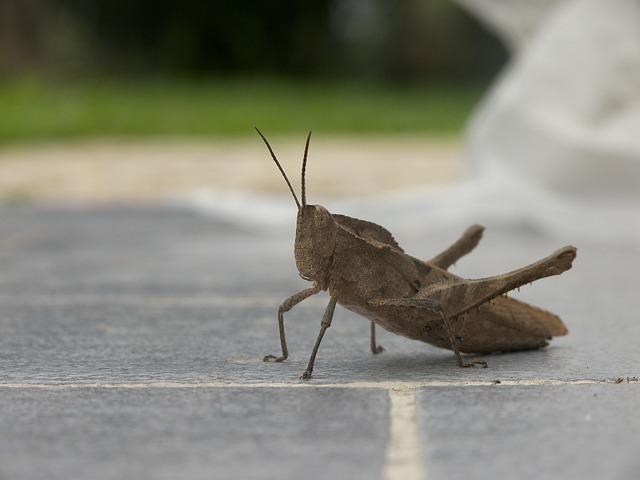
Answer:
[301,131,312,207]
[254,126,301,209]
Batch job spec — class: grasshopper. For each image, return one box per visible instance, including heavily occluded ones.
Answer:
[256,128,577,379]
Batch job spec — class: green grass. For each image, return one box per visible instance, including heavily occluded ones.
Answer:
[0,77,485,144]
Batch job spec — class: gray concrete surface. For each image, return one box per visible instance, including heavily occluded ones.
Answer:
[1,206,639,480]
[418,384,640,480]
[0,387,388,480]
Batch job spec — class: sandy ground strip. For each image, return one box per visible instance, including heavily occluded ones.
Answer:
[0,136,463,204]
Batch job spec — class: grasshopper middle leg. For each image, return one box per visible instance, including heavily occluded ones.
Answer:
[301,295,338,380]
[370,322,385,354]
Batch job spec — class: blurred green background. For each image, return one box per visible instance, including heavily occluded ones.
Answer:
[0,0,507,144]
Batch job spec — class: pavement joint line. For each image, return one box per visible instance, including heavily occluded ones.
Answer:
[382,385,425,480]
[0,379,629,389]
[0,295,328,307]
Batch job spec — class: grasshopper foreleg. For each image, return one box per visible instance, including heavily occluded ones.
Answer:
[263,284,322,363]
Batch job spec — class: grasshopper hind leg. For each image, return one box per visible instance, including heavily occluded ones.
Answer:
[428,224,485,270]
[434,303,488,368]
[368,296,488,368]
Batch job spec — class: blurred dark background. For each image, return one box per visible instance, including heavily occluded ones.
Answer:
[0,0,506,83]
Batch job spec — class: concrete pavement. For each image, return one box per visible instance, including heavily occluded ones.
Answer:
[0,205,638,479]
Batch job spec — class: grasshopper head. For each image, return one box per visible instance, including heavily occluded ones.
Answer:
[256,127,336,285]
[294,204,337,282]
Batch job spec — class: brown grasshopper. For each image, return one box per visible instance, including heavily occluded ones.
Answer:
[256,128,577,380]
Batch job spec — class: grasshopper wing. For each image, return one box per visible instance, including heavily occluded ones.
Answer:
[448,295,569,353]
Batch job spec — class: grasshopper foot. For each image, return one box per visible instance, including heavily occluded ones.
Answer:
[300,370,312,380]
[372,345,385,354]
[460,359,488,368]
[263,354,286,363]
